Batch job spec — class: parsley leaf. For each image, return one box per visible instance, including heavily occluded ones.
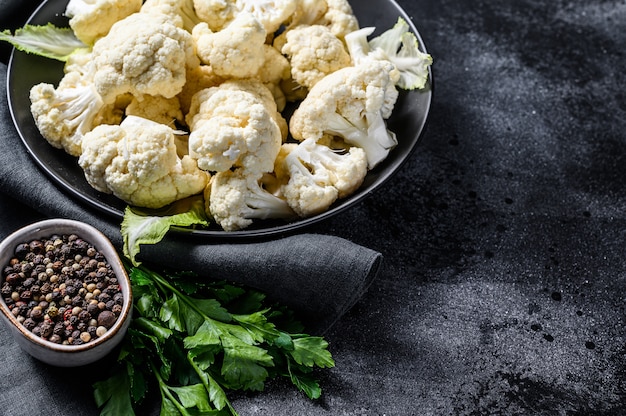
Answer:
[290,336,335,368]
[93,264,335,415]
[93,370,134,416]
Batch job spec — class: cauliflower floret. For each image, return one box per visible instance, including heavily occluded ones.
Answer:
[275,138,367,217]
[281,24,351,90]
[192,12,266,79]
[65,0,142,45]
[235,0,297,35]
[141,0,203,32]
[345,18,433,90]
[206,168,295,231]
[293,0,358,41]
[78,115,209,209]
[289,59,399,169]
[217,80,288,140]
[29,71,105,157]
[91,12,198,104]
[320,0,359,40]
[193,0,237,32]
[125,94,184,127]
[186,83,283,175]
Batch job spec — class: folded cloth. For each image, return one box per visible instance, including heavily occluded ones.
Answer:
[0,62,382,332]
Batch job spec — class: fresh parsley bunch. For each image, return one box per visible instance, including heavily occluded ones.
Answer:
[93,265,335,415]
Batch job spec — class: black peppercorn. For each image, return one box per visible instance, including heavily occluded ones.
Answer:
[29,307,43,321]
[1,285,11,296]
[78,310,91,322]
[14,243,30,259]
[29,240,44,255]
[33,254,45,265]
[97,292,111,303]
[53,322,65,335]
[40,283,51,295]
[87,303,99,315]
[5,273,18,285]
[30,285,41,296]
[113,292,124,305]
[20,263,33,275]
[50,291,63,302]
[71,295,83,307]
[87,326,97,338]
[31,325,41,337]
[40,321,53,338]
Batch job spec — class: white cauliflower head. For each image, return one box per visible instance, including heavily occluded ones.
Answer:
[289,59,399,169]
[297,0,358,41]
[217,80,289,140]
[186,83,283,176]
[276,138,367,217]
[206,168,295,231]
[193,0,237,32]
[141,0,204,32]
[91,12,198,104]
[78,115,209,209]
[281,24,351,90]
[235,0,297,34]
[192,12,266,79]
[65,0,142,45]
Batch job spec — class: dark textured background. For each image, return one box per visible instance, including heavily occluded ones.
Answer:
[1,0,626,415]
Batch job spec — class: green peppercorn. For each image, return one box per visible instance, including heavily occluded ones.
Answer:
[47,306,59,319]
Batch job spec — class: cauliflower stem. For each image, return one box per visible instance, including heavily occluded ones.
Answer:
[323,111,397,170]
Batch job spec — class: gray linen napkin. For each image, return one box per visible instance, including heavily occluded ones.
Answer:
[0,62,382,332]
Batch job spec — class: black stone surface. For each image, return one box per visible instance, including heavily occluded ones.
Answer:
[1,0,625,415]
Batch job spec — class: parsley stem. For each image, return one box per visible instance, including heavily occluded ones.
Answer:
[186,354,239,416]
[149,361,192,416]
